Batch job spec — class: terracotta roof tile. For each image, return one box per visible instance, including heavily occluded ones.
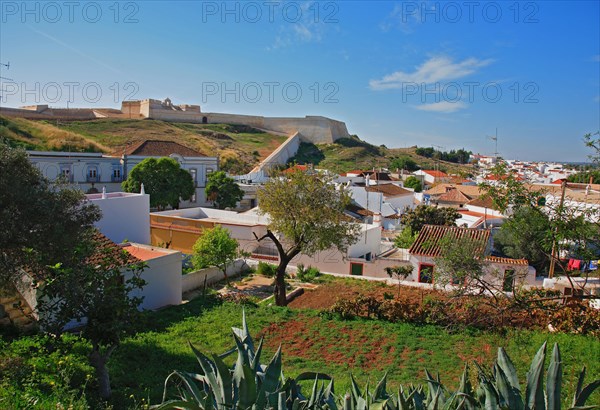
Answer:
[423,170,449,178]
[118,140,205,157]
[466,196,497,209]
[409,225,490,257]
[87,231,141,268]
[485,256,529,266]
[365,184,413,197]
[436,188,471,203]
[425,184,483,197]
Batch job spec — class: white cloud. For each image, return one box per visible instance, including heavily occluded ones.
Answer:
[415,101,467,113]
[266,1,329,50]
[369,56,493,90]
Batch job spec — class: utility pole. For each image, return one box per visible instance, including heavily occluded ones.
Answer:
[548,180,567,278]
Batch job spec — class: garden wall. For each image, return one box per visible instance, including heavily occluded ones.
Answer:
[181,259,255,293]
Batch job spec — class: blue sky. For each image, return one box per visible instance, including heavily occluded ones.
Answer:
[1,1,598,162]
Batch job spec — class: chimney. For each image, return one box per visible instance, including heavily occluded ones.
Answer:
[140,183,145,195]
[373,213,382,227]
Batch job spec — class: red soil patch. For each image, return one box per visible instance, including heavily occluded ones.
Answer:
[257,314,396,370]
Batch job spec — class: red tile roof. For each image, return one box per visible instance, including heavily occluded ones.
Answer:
[436,188,471,203]
[124,245,168,261]
[118,140,205,157]
[484,256,529,266]
[409,225,490,257]
[365,184,413,197]
[466,196,497,210]
[423,170,449,178]
[88,231,141,268]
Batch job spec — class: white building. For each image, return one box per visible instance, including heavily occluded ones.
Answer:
[27,140,219,208]
[86,190,151,245]
[148,206,391,277]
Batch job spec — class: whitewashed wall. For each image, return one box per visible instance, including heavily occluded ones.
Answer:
[182,259,251,293]
[88,192,151,244]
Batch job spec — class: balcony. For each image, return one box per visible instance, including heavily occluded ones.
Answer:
[86,176,99,183]
[111,175,122,183]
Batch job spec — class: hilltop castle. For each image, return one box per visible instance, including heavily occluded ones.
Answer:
[0,98,350,144]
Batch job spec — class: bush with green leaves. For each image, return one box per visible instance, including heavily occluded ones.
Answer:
[256,262,277,278]
[154,312,600,409]
[296,264,321,282]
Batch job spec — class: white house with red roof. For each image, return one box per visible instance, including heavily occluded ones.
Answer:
[407,225,537,289]
[413,169,450,185]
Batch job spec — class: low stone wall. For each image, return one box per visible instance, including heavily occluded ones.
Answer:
[181,259,255,293]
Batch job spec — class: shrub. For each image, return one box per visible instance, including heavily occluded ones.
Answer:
[256,261,277,277]
[296,264,321,282]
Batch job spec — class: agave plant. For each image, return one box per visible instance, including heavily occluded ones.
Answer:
[154,311,600,410]
[151,311,332,409]
[363,343,600,410]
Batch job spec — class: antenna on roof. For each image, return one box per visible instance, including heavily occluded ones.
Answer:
[486,128,499,159]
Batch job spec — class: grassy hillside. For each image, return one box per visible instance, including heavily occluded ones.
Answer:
[1,116,473,175]
[0,116,287,174]
[289,135,473,174]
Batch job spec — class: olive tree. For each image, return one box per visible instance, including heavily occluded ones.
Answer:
[256,171,361,306]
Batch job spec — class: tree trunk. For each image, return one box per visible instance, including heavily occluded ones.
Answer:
[89,344,116,400]
[274,259,289,306]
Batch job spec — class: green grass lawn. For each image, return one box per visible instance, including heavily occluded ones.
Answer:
[108,294,599,409]
[1,290,599,409]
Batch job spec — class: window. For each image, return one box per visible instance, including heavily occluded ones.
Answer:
[112,168,122,182]
[189,168,197,187]
[418,264,434,284]
[205,168,213,183]
[350,262,363,276]
[60,165,72,182]
[87,166,99,182]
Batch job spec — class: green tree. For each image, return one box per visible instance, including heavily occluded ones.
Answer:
[36,242,146,400]
[435,233,487,289]
[0,143,101,288]
[494,207,553,274]
[400,205,460,233]
[0,143,145,400]
[393,226,418,248]
[404,176,423,192]
[205,171,244,209]
[256,170,361,306]
[122,157,194,210]
[192,225,241,283]
[389,156,418,172]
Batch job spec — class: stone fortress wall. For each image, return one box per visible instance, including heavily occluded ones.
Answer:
[122,98,349,144]
[2,98,350,144]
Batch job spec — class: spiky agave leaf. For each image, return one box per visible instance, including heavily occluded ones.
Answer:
[525,342,547,410]
[546,344,562,410]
